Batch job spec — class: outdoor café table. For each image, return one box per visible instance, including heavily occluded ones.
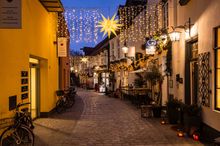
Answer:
[127,88,149,107]
[121,88,135,100]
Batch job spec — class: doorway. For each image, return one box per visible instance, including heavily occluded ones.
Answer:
[190,61,198,104]
[29,58,40,119]
[185,40,198,105]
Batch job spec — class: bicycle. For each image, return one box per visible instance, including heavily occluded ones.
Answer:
[55,90,75,113]
[14,103,34,130]
[0,103,34,146]
[64,87,77,101]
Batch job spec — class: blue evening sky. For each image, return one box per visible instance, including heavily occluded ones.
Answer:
[61,0,126,53]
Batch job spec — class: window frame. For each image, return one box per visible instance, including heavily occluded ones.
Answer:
[214,27,220,111]
[162,1,169,29]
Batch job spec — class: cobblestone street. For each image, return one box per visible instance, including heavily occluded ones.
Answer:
[34,89,204,146]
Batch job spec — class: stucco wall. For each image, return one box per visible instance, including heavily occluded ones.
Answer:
[169,0,220,131]
[0,0,59,118]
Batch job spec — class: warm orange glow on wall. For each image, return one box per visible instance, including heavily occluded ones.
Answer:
[217,28,220,109]
[217,89,220,109]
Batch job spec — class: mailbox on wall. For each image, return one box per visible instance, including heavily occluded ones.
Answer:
[176,74,183,84]
[9,95,17,111]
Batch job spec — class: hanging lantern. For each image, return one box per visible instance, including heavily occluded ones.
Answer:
[169,30,181,42]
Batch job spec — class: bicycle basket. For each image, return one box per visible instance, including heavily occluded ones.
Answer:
[0,118,14,130]
[21,107,29,113]
[56,90,64,96]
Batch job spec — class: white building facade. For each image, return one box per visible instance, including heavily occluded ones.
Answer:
[167,0,220,135]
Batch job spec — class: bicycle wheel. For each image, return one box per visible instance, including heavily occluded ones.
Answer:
[0,125,34,146]
[56,99,65,113]
[64,97,75,109]
[21,115,34,130]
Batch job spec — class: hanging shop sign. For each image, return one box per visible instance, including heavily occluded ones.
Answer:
[145,39,156,55]
[0,0,21,28]
[147,38,157,46]
[58,37,67,57]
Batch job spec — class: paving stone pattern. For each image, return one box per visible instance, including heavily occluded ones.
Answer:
[34,89,204,146]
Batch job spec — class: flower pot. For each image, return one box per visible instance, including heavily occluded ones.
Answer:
[167,107,179,124]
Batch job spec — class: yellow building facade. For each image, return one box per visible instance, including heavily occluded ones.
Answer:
[0,0,61,119]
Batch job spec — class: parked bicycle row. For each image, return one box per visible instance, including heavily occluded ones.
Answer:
[0,103,34,146]
[55,87,77,113]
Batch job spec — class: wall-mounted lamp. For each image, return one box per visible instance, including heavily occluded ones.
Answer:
[169,17,193,42]
[122,42,129,57]
[122,42,135,62]
[169,30,181,42]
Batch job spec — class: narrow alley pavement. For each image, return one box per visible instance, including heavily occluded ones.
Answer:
[34,89,203,146]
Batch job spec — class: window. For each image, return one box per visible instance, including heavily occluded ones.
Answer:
[111,42,115,61]
[215,27,220,110]
[162,2,168,29]
[117,40,120,59]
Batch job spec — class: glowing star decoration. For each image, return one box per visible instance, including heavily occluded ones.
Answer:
[97,14,122,38]
[81,57,88,63]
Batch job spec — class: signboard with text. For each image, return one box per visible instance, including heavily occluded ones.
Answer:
[58,37,67,57]
[0,0,21,28]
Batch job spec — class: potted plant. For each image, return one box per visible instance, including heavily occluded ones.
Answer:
[182,104,202,135]
[166,98,182,124]
[151,100,162,118]
[144,65,163,117]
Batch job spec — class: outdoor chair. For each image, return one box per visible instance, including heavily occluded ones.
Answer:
[141,104,153,118]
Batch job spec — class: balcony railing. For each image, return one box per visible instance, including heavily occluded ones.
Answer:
[39,0,64,12]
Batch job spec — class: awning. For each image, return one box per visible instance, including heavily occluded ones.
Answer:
[130,68,147,73]
[39,0,64,12]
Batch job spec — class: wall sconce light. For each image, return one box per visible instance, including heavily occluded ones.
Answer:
[122,42,129,57]
[169,17,193,42]
[122,42,135,61]
[169,30,181,42]
[176,74,183,84]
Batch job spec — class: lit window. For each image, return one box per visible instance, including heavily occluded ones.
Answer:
[162,2,169,29]
[215,27,220,110]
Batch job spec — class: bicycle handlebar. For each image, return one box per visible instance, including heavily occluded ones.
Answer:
[16,102,31,109]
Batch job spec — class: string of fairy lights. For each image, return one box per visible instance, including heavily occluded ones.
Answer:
[63,8,102,43]
[57,13,69,37]
[58,3,163,43]
[118,4,163,43]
